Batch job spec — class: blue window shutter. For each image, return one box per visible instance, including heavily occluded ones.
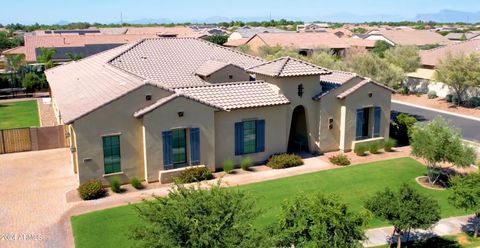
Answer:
[234,122,244,155]
[356,109,364,140]
[190,128,200,165]
[162,131,173,170]
[374,107,381,137]
[256,120,265,153]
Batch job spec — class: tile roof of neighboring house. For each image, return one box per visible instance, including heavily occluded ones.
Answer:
[369,30,452,46]
[320,70,356,84]
[337,79,395,99]
[109,38,265,88]
[45,43,173,124]
[123,26,205,37]
[233,27,291,39]
[223,38,249,47]
[445,32,480,40]
[420,39,480,67]
[195,60,243,77]
[343,38,376,48]
[175,81,290,111]
[407,68,435,80]
[250,32,350,49]
[2,46,26,55]
[22,34,158,62]
[246,56,330,77]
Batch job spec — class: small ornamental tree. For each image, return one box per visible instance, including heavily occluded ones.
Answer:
[273,193,367,248]
[410,117,476,185]
[449,173,480,237]
[365,184,441,248]
[131,183,266,248]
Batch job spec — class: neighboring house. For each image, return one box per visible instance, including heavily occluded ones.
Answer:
[406,40,480,97]
[445,32,480,42]
[223,38,250,48]
[45,38,393,185]
[245,32,371,56]
[358,30,452,46]
[228,26,291,41]
[297,23,330,32]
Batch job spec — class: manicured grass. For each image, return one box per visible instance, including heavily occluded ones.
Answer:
[71,157,470,248]
[0,100,40,129]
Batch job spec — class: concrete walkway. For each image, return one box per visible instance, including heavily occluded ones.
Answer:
[364,215,475,247]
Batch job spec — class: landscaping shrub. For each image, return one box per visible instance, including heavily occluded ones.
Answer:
[445,94,453,102]
[467,97,480,108]
[354,143,368,156]
[329,154,351,166]
[398,87,409,95]
[77,179,106,200]
[178,167,213,183]
[223,159,234,174]
[383,138,396,152]
[427,90,437,99]
[130,177,143,190]
[415,92,421,97]
[240,157,252,171]
[452,95,460,106]
[368,141,382,154]
[110,177,122,193]
[267,153,303,169]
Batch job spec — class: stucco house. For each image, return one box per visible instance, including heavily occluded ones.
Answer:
[46,38,393,185]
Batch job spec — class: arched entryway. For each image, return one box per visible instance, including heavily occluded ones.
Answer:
[288,105,309,153]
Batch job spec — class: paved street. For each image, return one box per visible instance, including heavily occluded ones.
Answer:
[392,101,480,142]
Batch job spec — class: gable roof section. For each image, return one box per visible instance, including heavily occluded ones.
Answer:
[248,32,350,49]
[246,57,330,77]
[195,60,243,77]
[45,43,173,124]
[374,30,451,46]
[320,70,356,84]
[175,81,290,111]
[420,39,480,67]
[337,79,395,99]
[109,38,265,88]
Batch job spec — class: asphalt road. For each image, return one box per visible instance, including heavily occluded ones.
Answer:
[392,102,480,142]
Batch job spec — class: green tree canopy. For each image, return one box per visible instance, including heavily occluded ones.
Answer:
[365,184,441,248]
[371,40,392,58]
[410,117,476,185]
[384,45,420,73]
[21,72,44,91]
[37,47,56,69]
[449,173,480,237]
[273,193,367,248]
[435,52,480,105]
[205,35,229,45]
[65,52,84,61]
[131,183,266,248]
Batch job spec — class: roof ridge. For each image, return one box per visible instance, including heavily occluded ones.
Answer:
[194,37,265,62]
[176,80,265,89]
[276,57,291,76]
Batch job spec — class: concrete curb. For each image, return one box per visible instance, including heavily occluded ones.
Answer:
[392,100,480,122]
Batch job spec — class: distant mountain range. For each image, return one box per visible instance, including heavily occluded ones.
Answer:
[415,9,480,23]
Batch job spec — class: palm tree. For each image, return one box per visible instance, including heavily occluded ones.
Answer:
[65,52,84,61]
[37,47,56,69]
[5,54,25,92]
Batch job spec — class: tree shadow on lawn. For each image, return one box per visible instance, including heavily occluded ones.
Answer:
[385,232,460,248]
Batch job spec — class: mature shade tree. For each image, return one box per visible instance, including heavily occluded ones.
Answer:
[36,47,56,69]
[435,52,480,105]
[131,183,266,248]
[205,35,229,45]
[410,117,476,185]
[371,40,392,58]
[449,173,480,237]
[365,184,441,248]
[273,193,367,248]
[384,45,420,73]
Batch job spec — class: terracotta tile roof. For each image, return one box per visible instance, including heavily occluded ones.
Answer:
[175,81,290,111]
[109,38,265,88]
[420,40,480,67]
[22,34,158,62]
[246,56,330,77]
[337,79,395,99]
[251,32,350,49]
[223,38,249,47]
[45,43,173,124]
[2,46,26,55]
[320,70,356,84]
[370,30,452,46]
[195,60,242,77]
[343,38,376,48]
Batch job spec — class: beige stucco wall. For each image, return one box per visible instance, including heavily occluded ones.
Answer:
[245,36,268,54]
[257,75,322,153]
[342,82,392,151]
[204,65,251,83]
[142,97,216,182]
[214,105,289,167]
[72,84,171,184]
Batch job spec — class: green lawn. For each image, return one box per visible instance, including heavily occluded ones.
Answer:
[0,100,40,129]
[71,157,470,248]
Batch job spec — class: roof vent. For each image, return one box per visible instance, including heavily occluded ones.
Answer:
[141,56,147,60]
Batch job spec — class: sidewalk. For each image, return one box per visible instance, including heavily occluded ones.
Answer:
[364,215,474,247]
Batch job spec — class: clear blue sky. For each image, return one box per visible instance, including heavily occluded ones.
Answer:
[2,0,479,24]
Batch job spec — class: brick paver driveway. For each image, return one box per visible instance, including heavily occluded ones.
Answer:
[0,148,76,248]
